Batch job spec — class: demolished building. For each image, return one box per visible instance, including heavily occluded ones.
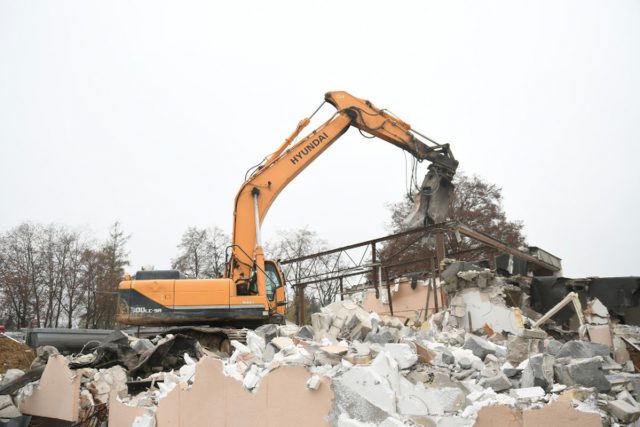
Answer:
[1,222,639,426]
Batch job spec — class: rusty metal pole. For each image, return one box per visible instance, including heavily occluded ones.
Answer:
[424,259,433,321]
[488,250,497,271]
[371,242,379,299]
[435,232,446,264]
[297,284,305,325]
[339,277,344,301]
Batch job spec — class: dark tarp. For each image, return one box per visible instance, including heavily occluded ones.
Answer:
[531,276,640,325]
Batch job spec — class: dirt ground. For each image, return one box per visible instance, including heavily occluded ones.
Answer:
[0,335,35,374]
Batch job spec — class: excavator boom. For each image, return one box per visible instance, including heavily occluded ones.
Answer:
[230,91,459,300]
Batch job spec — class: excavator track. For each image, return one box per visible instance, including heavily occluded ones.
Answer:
[163,326,249,354]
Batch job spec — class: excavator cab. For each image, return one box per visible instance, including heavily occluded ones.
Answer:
[264,260,287,316]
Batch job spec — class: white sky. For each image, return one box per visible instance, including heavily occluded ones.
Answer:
[1,1,638,277]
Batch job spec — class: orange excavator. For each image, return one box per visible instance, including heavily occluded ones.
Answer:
[116,91,458,349]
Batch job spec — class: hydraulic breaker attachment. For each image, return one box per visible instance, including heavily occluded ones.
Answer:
[404,166,455,228]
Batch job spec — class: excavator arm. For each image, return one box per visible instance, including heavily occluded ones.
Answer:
[229,91,458,299]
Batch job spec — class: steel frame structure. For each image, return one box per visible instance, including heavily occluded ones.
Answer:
[280,222,560,324]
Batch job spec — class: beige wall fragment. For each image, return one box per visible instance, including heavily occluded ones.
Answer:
[363,279,443,321]
[474,405,522,427]
[153,356,333,427]
[18,355,81,422]
[522,396,602,426]
[473,397,603,427]
[108,390,147,427]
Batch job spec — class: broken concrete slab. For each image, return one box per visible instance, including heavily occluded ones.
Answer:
[449,287,525,336]
[521,354,554,391]
[555,340,610,359]
[255,323,279,342]
[296,325,315,340]
[554,357,611,392]
[0,395,21,419]
[510,386,545,399]
[364,328,398,345]
[608,399,640,423]
[383,344,418,370]
[0,369,24,388]
[587,325,613,348]
[478,372,512,392]
[507,336,541,365]
[270,337,294,350]
[463,335,500,361]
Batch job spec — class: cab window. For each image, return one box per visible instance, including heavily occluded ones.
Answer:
[265,262,282,301]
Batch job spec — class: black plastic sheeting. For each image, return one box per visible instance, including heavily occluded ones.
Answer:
[531,276,640,325]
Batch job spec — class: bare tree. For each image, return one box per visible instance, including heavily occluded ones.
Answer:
[90,222,129,329]
[267,228,343,308]
[171,226,230,278]
[0,224,44,328]
[381,172,526,277]
[57,232,89,328]
[0,222,130,330]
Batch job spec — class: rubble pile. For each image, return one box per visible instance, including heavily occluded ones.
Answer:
[1,263,640,425]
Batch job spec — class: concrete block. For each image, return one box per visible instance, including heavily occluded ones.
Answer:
[0,369,25,388]
[271,337,293,350]
[507,336,541,365]
[556,340,610,359]
[254,324,279,342]
[458,357,472,370]
[463,335,497,360]
[365,328,397,344]
[278,324,301,338]
[337,360,396,414]
[479,372,512,392]
[384,343,418,370]
[554,357,611,392]
[510,387,545,399]
[521,354,554,391]
[608,399,640,423]
[0,395,21,418]
[306,374,321,390]
[296,325,315,340]
[544,339,563,356]
[441,349,455,365]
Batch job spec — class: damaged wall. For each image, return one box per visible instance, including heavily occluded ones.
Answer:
[363,278,443,322]
[18,355,81,422]
[148,357,332,426]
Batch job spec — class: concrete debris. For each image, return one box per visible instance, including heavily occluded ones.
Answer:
[554,357,611,392]
[520,354,554,391]
[3,266,640,426]
[607,398,640,423]
[0,395,21,419]
[509,386,545,399]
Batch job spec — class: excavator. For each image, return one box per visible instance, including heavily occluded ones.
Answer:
[116,91,458,351]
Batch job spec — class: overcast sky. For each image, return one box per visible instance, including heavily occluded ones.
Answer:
[1,1,638,277]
